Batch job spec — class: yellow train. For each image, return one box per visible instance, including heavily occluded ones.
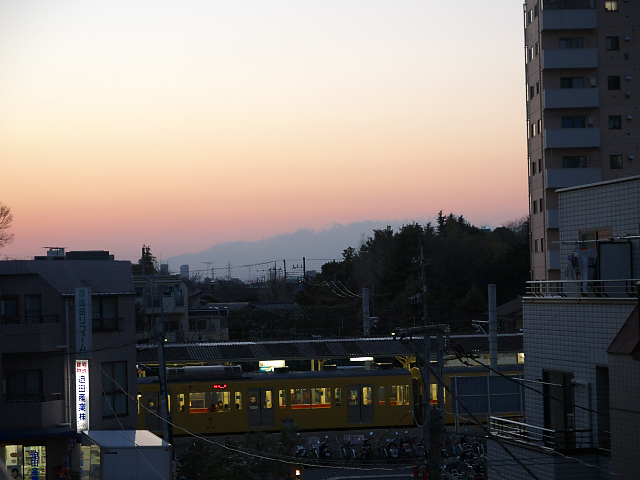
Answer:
[137,364,524,436]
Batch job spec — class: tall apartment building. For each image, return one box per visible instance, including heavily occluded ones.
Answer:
[525,0,640,281]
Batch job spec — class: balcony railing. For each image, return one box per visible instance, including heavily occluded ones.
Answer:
[92,317,124,331]
[527,279,639,298]
[141,294,185,309]
[490,417,594,451]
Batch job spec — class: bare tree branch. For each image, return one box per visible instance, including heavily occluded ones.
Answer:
[0,203,14,248]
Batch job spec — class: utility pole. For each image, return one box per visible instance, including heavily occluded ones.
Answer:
[363,288,370,336]
[488,284,498,376]
[155,283,171,443]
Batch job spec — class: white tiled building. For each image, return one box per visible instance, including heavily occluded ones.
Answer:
[488,176,640,479]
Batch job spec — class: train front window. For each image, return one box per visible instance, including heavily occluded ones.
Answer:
[335,388,341,406]
[290,388,311,409]
[390,385,410,406]
[348,388,358,406]
[235,392,242,410]
[362,387,372,405]
[378,386,385,405]
[279,390,286,409]
[311,388,330,408]
[248,391,259,410]
[263,390,273,409]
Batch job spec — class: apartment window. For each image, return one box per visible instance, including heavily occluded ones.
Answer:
[24,295,42,324]
[537,119,541,133]
[539,198,544,212]
[1,295,19,324]
[531,160,537,175]
[6,369,43,403]
[563,155,586,168]
[538,159,543,173]
[534,239,539,253]
[561,77,584,89]
[92,296,117,319]
[535,42,540,56]
[531,123,536,137]
[608,76,621,90]
[102,361,128,417]
[562,116,585,128]
[610,154,623,169]
[605,0,618,11]
[529,85,535,100]
[536,81,540,94]
[541,238,545,252]
[534,3,539,17]
[559,37,583,49]
[606,36,620,51]
[189,318,207,331]
[609,115,622,129]
[533,200,538,214]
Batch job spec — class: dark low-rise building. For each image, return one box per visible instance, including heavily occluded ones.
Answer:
[0,249,137,480]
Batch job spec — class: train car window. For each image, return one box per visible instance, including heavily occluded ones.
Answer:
[311,388,331,408]
[235,392,242,410]
[248,391,259,410]
[348,388,359,406]
[335,388,341,406]
[362,387,372,405]
[378,386,385,405]
[189,392,231,413]
[178,394,186,412]
[279,390,287,409]
[263,390,273,409]
[290,388,311,409]
[390,385,410,406]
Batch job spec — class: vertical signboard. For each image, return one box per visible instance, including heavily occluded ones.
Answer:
[76,359,90,432]
[75,287,92,358]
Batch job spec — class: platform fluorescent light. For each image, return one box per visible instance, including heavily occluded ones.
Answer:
[350,357,374,362]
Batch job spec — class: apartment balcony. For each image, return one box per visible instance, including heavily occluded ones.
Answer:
[92,317,125,332]
[546,208,559,229]
[545,167,601,188]
[140,294,186,313]
[543,88,599,109]
[541,48,598,69]
[540,9,597,30]
[0,397,65,430]
[490,417,595,452]
[526,279,639,298]
[544,128,600,149]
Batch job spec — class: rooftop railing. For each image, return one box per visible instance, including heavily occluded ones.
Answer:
[526,279,639,298]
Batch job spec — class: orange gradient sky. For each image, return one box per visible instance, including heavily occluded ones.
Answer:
[0,1,527,262]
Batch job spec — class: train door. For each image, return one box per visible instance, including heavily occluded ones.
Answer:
[346,384,374,424]
[144,391,161,431]
[247,388,275,428]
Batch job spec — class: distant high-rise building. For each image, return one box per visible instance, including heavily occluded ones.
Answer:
[524,0,640,280]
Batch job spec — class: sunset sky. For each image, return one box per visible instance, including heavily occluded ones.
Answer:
[0,1,527,263]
